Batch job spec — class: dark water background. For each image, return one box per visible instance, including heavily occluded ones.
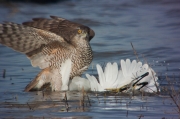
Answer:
[0,0,180,118]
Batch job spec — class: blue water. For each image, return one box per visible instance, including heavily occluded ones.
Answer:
[0,0,180,118]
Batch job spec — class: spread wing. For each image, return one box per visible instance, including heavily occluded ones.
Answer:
[0,16,95,69]
[0,22,68,69]
[0,17,86,69]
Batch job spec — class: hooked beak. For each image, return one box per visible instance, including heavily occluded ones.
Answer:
[89,29,95,41]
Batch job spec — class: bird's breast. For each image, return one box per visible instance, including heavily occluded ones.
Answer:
[70,45,93,78]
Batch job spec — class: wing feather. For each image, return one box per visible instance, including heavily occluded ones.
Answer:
[23,16,95,41]
[0,23,43,53]
[0,22,70,69]
[0,16,95,70]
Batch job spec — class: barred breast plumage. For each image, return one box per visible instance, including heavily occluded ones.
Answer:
[0,16,95,91]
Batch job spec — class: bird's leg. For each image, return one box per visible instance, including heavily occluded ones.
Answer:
[105,84,130,93]
[132,72,149,86]
[137,82,148,90]
[105,72,149,93]
[125,72,149,93]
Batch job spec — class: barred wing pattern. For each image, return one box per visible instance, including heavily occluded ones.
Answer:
[0,16,95,91]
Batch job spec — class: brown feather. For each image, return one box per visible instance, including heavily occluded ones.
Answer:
[0,16,94,91]
[22,16,95,42]
[25,68,52,91]
[0,23,43,53]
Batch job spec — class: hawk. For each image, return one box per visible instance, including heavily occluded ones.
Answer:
[0,16,95,91]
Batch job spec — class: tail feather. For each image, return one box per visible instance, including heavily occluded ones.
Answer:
[111,62,119,87]
[104,63,112,85]
[125,59,131,75]
[86,74,104,91]
[121,59,127,78]
[96,64,106,87]
[130,60,137,74]
[85,59,159,93]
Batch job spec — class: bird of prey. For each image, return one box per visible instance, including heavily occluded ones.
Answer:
[0,16,95,91]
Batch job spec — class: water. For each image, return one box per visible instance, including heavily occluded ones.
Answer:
[0,0,180,118]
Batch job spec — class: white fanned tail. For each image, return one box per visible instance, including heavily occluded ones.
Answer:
[120,59,159,93]
[85,59,159,93]
[60,59,72,91]
[86,62,122,91]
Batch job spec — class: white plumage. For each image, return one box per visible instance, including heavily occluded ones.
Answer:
[70,59,159,93]
[69,76,90,91]
[61,59,72,91]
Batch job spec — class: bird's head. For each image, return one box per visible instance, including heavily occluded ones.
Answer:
[73,26,94,41]
[57,20,95,44]
[66,26,95,47]
[68,26,94,43]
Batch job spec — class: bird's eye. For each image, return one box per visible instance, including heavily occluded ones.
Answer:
[78,29,82,34]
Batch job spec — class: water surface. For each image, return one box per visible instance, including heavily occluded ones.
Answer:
[0,0,180,118]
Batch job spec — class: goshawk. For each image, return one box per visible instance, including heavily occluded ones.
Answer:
[0,16,95,91]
